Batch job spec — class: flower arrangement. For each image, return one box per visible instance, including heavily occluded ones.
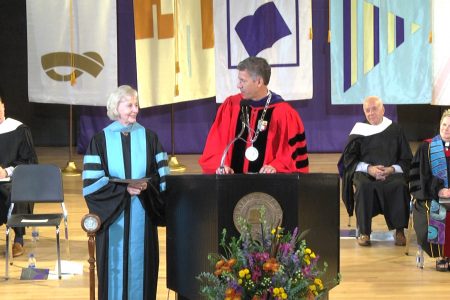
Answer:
[197,208,329,300]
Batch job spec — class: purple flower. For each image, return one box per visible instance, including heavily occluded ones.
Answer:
[279,243,293,257]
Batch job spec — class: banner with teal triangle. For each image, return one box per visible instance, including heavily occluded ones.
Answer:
[330,0,431,104]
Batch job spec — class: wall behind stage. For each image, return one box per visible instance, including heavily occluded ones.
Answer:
[0,0,443,154]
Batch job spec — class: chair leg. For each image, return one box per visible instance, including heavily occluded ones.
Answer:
[405,212,414,255]
[5,226,10,279]
[405,199,414,255]
[64,217,70,260]
[56,226,62,279]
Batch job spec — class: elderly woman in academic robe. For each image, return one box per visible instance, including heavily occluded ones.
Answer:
[82,85,169,299]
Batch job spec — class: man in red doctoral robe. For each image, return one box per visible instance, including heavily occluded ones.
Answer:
[199,56,309,174]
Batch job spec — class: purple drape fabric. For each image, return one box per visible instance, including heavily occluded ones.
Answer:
[77,0,397,155]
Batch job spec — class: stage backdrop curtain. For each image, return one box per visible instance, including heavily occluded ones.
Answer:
[133,0,215,108]
[330,0,431,104]
[213,0,313,103]
[26,0,117,106]
[77,0,397,155]
[431,0,450,105]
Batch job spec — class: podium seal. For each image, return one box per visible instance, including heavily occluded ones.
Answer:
[233,192,283,241]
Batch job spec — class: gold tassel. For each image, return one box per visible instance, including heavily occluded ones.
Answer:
[429,31,433,43]
[327,0,331,43]
[309,27,313,40]
[69,0,76,86]
[70,70,76,86]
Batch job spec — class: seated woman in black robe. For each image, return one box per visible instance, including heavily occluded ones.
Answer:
[410,109,450,271]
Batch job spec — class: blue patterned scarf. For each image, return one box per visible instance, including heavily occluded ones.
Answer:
[429,135,448,245]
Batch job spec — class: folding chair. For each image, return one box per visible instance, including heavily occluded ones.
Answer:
[4,164,68,279]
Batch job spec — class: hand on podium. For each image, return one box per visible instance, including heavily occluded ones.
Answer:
[216,165,234,174]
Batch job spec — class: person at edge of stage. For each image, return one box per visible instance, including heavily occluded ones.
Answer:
[199,56,309,174]
[82,85,169,300]
[0,95,38,257]
[338,95,412,247]
[409,109,450,272]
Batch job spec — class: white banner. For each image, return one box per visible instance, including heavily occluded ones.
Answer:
[27,0,117,106]
[213,0,313,103]
[432,0,450,105]
[134,0,215,108]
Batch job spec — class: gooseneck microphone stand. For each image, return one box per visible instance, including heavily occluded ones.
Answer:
[218,105,248,174]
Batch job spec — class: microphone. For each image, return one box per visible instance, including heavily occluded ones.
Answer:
[218,100,250,174]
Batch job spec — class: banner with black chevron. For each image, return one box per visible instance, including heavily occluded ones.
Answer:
[330,0,431,104]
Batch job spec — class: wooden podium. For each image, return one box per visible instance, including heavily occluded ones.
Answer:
[165,173,340,299]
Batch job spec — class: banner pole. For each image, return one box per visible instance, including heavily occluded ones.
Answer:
[62,104,81,176]
[168,104,186,172]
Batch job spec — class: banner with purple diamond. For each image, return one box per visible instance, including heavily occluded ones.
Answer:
[213,0,313,103]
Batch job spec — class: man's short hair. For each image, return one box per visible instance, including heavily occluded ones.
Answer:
[237,57,271,85]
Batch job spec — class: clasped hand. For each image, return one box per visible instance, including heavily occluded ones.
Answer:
[0,167,7,179]
[438,188,450,198]
[127,182,147,196]
[368,165,394,181]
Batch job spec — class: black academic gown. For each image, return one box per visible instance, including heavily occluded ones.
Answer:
[0,121,38,227]
[339,122,412,234]
[82,121,169,300]
[409,140,450,257]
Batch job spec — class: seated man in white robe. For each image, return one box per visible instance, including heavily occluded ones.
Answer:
[0,95,38,257]
[338,96,412,246]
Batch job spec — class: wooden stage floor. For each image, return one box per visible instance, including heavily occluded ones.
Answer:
[1,147,449,299]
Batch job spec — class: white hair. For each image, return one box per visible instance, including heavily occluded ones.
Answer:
[106,85,138,120]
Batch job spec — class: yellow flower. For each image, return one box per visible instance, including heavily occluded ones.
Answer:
[315,278,324,290]
[309,284,316,292]
[281,293,288,299]
[273,287,280,294]
[238,278,242,285]
[271,228,276,235]
[310,252,316,259]
[239,270,246,278]
[305,248,312,254]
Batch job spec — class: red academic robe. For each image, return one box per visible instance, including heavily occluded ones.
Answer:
[199,93,309,174]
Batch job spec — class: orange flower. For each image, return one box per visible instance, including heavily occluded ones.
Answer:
[225,287,242,300]
[215,259,225,269]
[215,258,237,277]
[263,258,280,272]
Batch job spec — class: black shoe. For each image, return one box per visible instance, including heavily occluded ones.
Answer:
[435,258,449,272]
